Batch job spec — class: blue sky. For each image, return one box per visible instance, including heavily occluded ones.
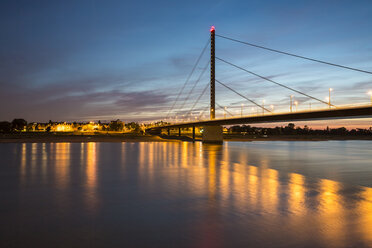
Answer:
[0,0,371,127]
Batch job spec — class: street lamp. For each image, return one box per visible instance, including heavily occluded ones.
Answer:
[241,104,244,117]
[329,88,333,108]
[368,91,372,104]
[290,95,294,112]
[294,101,298,111]
[262,100,265,115]
[224,107,227,119]
[270,105,274,112]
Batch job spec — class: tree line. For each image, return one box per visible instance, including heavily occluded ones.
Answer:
[1,119,371,136]
[229,123,372,136]
[0,119,143,133]
[0,119,27,132]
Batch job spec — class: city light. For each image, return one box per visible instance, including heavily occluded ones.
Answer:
[55,124,73,132]
[290,95,294,112]
[294,101,298,111]
[325,97,329,104]
[270,105,274,112]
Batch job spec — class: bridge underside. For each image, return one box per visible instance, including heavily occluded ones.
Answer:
[148,105,372,143]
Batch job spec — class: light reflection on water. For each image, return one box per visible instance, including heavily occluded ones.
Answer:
[1,141,372,247]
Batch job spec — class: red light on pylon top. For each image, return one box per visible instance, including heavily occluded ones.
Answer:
[210,26,215,32]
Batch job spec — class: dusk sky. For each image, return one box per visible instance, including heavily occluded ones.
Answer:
[1,0,372,127]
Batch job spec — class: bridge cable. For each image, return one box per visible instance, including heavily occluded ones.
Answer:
[216,34,372,75]
[185,81,210,118]
[178,60,210,112]
[166,39,210,118]
[216,102,235,117]
[198,105,210,119]
[216,79,272,112]
[216,57,335,107]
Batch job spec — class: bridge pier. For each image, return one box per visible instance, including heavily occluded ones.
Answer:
[167,128,170,136]
[178,128,181,137]
[192,125,195,142]
[202,125,223,143]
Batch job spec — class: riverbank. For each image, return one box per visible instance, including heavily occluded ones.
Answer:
[1,133,372,143]
[224,134,372,141]
[0,133,171,143]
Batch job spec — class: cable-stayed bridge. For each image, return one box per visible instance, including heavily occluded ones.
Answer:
[148,26,372,142]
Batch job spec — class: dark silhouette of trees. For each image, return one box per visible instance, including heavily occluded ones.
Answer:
[26,123,34,131]
[0,121,12,133]
[11,119,27,131]
[287,123,295,129]
[0,117,370,137]
[109,120,124,131]
[229,123,372,137]
[125,122,140,132]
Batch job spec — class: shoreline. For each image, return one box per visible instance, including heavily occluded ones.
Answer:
[224,135,372,142]
[1,133,372,143]
[0,133,171,143]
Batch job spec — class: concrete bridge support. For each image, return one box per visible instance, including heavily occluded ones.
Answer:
[202,125,223,143]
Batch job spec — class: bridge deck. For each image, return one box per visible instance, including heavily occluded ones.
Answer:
[151,105,372,130]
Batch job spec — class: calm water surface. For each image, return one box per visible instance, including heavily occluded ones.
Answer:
[1,141,372,248]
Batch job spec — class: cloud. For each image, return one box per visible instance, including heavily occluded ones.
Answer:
[344,81,372,91]
[0,70,174,122]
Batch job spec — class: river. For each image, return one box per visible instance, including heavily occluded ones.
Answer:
[1,141,372,247]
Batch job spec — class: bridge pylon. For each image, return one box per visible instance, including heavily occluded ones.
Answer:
[210,26,216,120]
